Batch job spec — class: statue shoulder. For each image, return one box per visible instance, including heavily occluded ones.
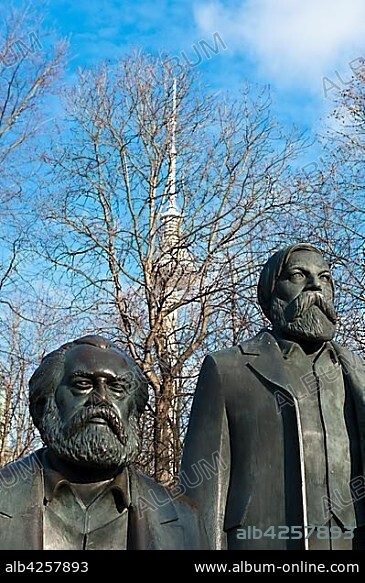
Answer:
[205,345,242,365]
[0,451,43,483]
[0,451,43,516]
[130,467,203,522]
[131,468,193,507]
[204,330,268,368]
[332,342,365,376]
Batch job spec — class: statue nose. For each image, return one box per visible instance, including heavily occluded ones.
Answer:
[88,380,108,405]
[306,275,322,291]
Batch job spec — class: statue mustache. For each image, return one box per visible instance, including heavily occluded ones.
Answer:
[286,291,337,324]
[64,404,126,442]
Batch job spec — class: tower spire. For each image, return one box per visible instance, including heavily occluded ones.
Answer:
[161,79,180,249]
[166,78,178,213]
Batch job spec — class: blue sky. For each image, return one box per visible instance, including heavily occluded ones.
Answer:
[39,0,365,137]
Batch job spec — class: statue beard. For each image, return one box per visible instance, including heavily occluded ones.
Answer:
[38,398,140,470]
[270,291,337,342]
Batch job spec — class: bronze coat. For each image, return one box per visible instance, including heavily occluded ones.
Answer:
[0,450,208,550]
[180,330,365,550]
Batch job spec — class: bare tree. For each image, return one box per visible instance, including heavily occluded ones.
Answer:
[0,2,66,293]
[0,308,38,465]
[0,3,67,464]
[35,52,311,482]
[290,66,365,353]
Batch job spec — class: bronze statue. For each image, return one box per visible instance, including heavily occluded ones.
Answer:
[0,335,207,550]
[180,243,365,550]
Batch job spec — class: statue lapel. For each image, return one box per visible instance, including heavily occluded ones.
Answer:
[128,468,183,550]
[240,331,300,401]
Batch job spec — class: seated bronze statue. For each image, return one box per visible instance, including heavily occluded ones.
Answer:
[0,335,207,550]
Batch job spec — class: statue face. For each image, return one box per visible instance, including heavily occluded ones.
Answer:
[38,344,140,469]
[275,250,334,305]
[55,344,136,430]
[270,249,337,343]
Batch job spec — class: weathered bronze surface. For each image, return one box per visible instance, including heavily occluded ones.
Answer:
[181,244,365,550]
[0,335,207,550]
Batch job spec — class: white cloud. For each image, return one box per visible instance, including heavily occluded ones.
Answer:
[193,0,365,91]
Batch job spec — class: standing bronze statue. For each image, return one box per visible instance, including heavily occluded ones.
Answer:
[180,243,365,550]
[0,335,207,550]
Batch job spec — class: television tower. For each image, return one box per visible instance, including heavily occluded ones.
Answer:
[158,79,192,362]
[156,79,193,481]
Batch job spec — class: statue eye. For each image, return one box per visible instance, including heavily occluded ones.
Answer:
[320,273,331,282]
[109,378,132,394]
[289,272,304,282]
[109,383,125,393]
[73,379,93,390]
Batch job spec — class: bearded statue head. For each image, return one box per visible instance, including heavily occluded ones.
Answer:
[29,335,148,470]
[258,243,337,343]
